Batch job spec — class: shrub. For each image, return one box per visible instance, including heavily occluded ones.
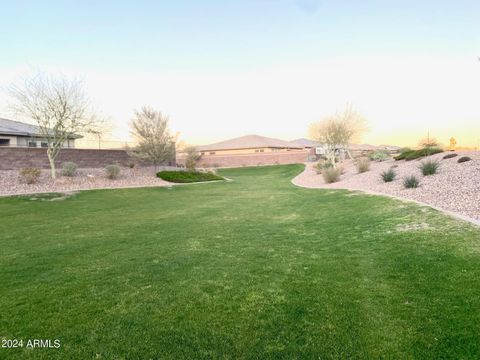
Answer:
[185,146,200,171]
[420,159,440,176]
[369,150,390,162]
[356,157,371,173]
[443,153,458,160]
[380,168,396,182]
[20,167,41,184]
[322,167,342,183]
[313,160,333,174]
[126,160,136,168]
[403,175,420,189]
[157,170,223,183]
[61,162,78,177]
[395,147,443,161]
[458,156,472,163]
[105,164,121,179]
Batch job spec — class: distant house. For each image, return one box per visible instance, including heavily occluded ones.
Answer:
[196,134,304,155]
[0,118,81,148]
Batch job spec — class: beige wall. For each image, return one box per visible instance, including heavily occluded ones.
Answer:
[177,150,310,168]
[0,135,17,146]
[198,147,304,156]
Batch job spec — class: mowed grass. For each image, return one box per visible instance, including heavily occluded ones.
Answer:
[1,164,479,359]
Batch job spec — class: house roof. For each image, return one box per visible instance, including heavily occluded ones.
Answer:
[197,134,304,152]
[289,138,322,148]
[0,118,82,139]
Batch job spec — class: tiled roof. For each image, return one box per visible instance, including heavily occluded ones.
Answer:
[0,118,81,139]
[197,135,303,151]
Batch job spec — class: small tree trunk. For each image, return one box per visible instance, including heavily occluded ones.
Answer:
[47,147,57,179]
[48,153,56,179]
[346,148,354,160]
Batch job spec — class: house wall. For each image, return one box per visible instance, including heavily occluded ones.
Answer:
[177,150,310,168]
[0,135,17,147]
[198,147,304,156]
[0,147,175,170]
[14,136,75,148]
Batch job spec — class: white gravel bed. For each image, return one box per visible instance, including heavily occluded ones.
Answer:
[0,166,175,196]
[292,151,480,222]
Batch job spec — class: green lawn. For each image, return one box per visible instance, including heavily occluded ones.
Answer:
[1,165,479,359]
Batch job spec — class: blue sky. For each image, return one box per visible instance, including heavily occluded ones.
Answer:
[1,0,479,146]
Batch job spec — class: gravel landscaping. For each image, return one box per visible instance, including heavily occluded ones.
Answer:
[292,151,480,222]
[0,166,174,196]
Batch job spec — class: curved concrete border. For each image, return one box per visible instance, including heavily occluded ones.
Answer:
[291,165,480,228]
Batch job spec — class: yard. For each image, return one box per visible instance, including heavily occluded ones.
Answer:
[1,164,479,359]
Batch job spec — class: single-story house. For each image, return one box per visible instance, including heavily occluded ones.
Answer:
[196,134,305,155]
[0,118,81,148]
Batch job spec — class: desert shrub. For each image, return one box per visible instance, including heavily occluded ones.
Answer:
[105,164,121,179]
[322,167,342,183]
[443,153,458,160]
[458,156,472,163]
[20,168,41,184]
[403,175,420,189]
[313,160,333,174]
[420,159,440,176]
[395,147,443,161]
[356,157,371,173]
[369,150,390,162]
[380,168,396,182]
[61,162,78,177]
[157,170,223,183]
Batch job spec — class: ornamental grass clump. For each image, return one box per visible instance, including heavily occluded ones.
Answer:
[403,175,420,189]
[61,162,78,177]
[20,168,41,184]
[420,159,440,176]
[322,167,342,183]
[380,168,396,183]
[356,157,371,173]
[105,164,121,179]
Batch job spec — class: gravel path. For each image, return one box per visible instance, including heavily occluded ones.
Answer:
[292,151,480,223]
[0,166,174,196]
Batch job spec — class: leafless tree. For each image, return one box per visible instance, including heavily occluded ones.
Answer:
[129,106,176,170]
[8,72,99,178]
[310,104,368,167]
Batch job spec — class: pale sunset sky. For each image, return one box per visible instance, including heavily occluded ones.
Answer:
[0,0,479,147]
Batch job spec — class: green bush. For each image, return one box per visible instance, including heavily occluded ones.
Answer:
[157,170,223,183]
[62,162,78,177]
[458,156,472,163]
[443,153,458,160]
[356,157,371,173]
[420,159,440,176]
[20,168,41,184]
[395,147,443,161]
[322,167,342,183]
[380,168,396,182]
[105,164,121,179]
[403,175,420,189]
[369,150,390,162]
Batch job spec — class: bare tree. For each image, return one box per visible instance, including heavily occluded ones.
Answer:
[130,106,176,170]
[8,72,99,178]
[310,104,368,167]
